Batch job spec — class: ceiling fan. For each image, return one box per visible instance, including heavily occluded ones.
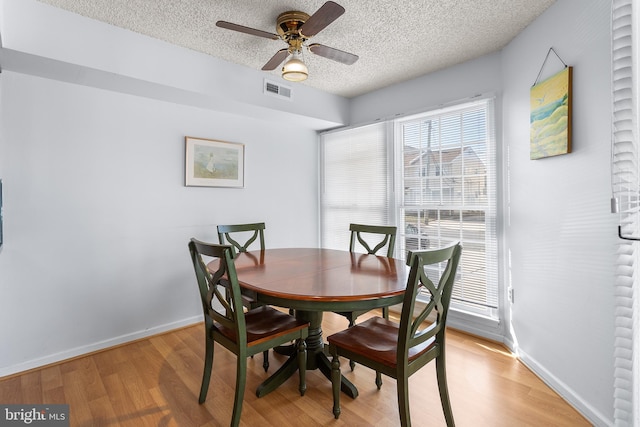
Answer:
[216,1,359,82]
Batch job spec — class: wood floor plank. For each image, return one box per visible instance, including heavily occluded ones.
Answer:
[19,370,42,404]
[0,376,22,403]
[40,365,64,393]
[0,312,590,426]
[61,368,95,425]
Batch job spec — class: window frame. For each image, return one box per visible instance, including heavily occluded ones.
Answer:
[319,95,503,340]
[394,97,499,320]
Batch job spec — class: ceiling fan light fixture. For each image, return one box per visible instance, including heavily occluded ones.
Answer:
[282,52,308,82]
[218,2,357,80]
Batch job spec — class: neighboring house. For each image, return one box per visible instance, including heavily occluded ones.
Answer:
[405,146,487,205]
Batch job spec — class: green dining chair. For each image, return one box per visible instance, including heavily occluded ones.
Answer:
[335,223,397,374]
[343,223,397,321]
[217,222,270,370]
[328,242,462,427]
[188,239,309,427]
[217,222,265,257]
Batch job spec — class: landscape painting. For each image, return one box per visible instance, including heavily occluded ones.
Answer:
[185,137,244,187]
[530,67,572,159]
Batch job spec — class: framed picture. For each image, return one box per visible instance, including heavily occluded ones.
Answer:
[530,66,572,160]
[185,137,244,188]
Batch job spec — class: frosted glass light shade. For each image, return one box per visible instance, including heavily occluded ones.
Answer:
[282,54,308,82]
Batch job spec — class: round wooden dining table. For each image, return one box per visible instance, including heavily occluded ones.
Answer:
[210,247,409,399]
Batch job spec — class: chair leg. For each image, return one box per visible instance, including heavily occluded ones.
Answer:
[376,307,388,386]
[375,371,383,389]
[330,349,341,419]
[397,373,411,427]
[263,350,269,372]
[348,315,356,371]
[436,355,455,427]
[230,356,247,427]
[198,335,214,404]
[297,339,307,396]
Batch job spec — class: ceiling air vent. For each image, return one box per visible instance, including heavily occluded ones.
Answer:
[264,79,293,101]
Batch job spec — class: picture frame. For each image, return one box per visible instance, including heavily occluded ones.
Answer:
[530,66,572,160]
[185,137,244,188]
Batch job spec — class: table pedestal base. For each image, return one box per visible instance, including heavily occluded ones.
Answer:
[255,311,359,399]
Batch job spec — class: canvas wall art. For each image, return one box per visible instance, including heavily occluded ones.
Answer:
[530,66,572,160]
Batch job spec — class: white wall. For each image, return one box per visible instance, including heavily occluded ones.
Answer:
[348,0,615,424]
[0,71,319,376]
[349,51,503,126]
[502,0,615,424]
[0,0,350,377]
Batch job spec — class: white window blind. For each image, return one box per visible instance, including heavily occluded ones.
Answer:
[611,0,638,425]
[397,98,498,314]
[320,122,392,250]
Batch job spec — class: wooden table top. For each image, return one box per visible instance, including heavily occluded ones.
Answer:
[208,247,409,397]
[222,248,409,311]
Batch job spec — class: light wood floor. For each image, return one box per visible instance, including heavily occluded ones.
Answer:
[0,311,590,426]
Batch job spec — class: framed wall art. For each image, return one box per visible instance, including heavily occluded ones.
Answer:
[185,137,245,188]
[530,66,573,160]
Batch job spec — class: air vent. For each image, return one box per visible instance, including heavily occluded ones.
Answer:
[264,79,293,101]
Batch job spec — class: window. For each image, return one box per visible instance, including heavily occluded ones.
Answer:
[320,97,498,320]
[320,122,392,250]
[397,98,498,316]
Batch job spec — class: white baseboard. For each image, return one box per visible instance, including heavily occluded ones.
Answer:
[446,309,504,343]
[391,302,506,344]
[0,315,202,378]
[517,349,612,427]
[390,305,610,425]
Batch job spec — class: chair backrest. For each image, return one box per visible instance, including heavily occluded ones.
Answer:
[217,223,266,257]
[398,243,462,363]
[188,239,247,347]
[349,223,397,258]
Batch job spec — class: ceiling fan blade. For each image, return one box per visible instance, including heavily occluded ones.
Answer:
[309,43,358,65]
[215,21,279,40]
[299,1,345,38]
[262,49,290,70]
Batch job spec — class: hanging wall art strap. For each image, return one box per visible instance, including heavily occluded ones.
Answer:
[532,47,568,87]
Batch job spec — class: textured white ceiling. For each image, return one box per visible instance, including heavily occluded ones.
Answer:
[36,0,555,98]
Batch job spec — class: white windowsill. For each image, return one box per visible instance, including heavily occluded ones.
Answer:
[388,301,505,344]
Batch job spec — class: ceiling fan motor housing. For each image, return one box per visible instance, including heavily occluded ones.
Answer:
[276,11,310,51]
